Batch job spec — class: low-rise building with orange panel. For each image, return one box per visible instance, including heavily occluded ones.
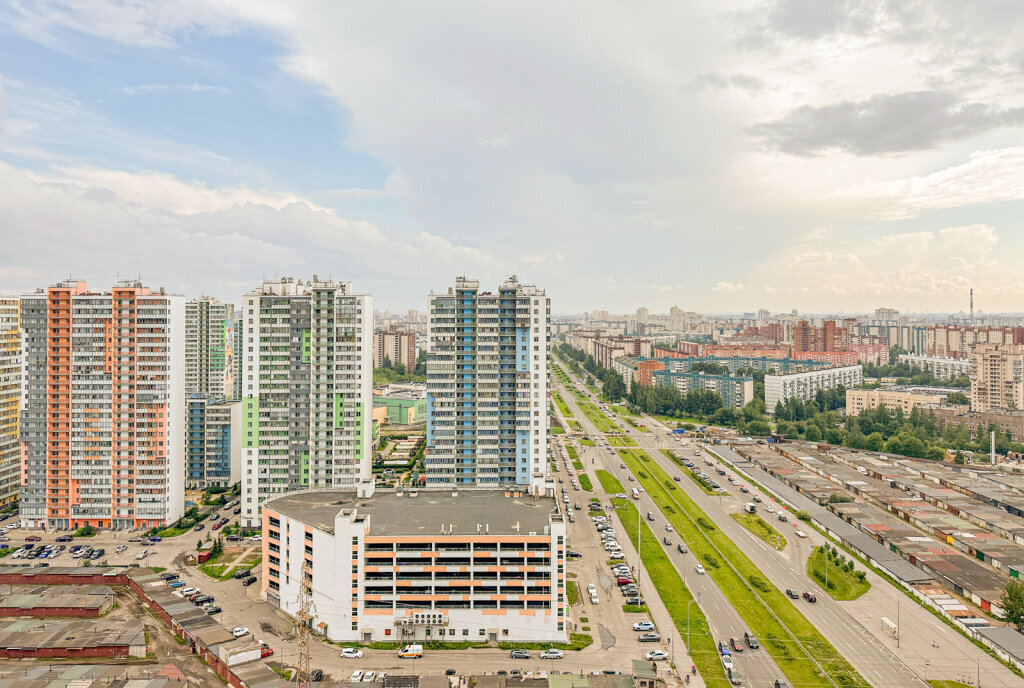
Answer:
[261,489,567,643]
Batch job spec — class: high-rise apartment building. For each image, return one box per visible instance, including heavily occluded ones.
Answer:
[184,296,239,401]
[240,277,373,527]
[19,280,185,530]
[969,343,1024,412]
[373,326,417,370]
[186,396,241,489]
[426,276,549,488]
[0,299,20,506]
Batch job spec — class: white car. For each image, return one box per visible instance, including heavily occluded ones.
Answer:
[182,587,199,596]
[231,627,249,638]
[540,649,564,659]
[340,648,363,659]
[249,534,262,541]
[350,670,363,682]
[646,650,668,661]
[587,583,597,595]
[136,550,148,559]
[665,524,673,532]
[115,545,127,553]
[722,654,734,671]
[695,564,706,575]
[362,671,376,682]
[765,505,775,513]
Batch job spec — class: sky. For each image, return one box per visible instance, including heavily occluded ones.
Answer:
[2,1,1024,316]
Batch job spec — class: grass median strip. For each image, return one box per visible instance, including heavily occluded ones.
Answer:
[552,391,573,418]
[578,401,619,433]
[807,546,871,601]
[619,447,870,688]
[596,469,624,494]
[732,512,787,551]
[610,498,730,687]
[578,474,593,491]
[566,445,578,460]
[607,434,637,447]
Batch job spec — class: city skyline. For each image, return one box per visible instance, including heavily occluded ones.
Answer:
[3,3,1024,312]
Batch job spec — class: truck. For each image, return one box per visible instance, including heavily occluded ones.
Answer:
[672,428,686,434]
[631,488,640,500]
[777,511,788,522]
[398,644,423,658]
[744,503,757,514]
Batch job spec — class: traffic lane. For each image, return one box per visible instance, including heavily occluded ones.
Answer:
[647,443,928,688]
[586,441,783,688]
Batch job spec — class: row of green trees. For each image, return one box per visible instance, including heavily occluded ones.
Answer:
[373,350,428,385]
[862,347,970,387]
[556,343,627,400]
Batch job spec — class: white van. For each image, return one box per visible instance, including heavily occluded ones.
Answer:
[398,644,423,658]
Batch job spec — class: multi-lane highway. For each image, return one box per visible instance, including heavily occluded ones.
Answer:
[551,363,939,688]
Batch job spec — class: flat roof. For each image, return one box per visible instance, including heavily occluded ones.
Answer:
[265,489,559,536]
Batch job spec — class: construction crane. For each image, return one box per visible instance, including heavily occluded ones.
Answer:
[292,561,314,688]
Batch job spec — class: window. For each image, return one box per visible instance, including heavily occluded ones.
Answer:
[462,629,469,636]
[478,629,486,636]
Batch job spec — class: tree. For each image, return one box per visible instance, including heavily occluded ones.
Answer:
[745,420,772,436]
[945,391,969,406]
[924,446,947,461]
[1001,579,1024,632]
[804,424,822,442]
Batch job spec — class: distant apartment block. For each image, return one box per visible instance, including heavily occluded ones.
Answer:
[185,296,239,401]
[765,365,863,411]
[918,404,1024,443]
[845,387,948,416]
[186,396,241,489]
[898,354,972,380]
[651,370,753,408]
[969,344,1024,413]
[373,383,427,425]
[0,299,19,506]
[240,276,374,527]
[373,326,417,370]
[426,277,549,488]
[19,280,185,530]
[927,325,1024,359]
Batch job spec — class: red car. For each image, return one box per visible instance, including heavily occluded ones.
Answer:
[25,536,41,542]
[212,522,222,530]
[260,644,273,658]
[730,637,743,652]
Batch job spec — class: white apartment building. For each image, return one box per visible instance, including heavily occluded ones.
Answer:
[426,277,549,488]
[969,344,1024,413]
[898,354,972,380]
[261,489,567,643]
[19,280,185,530]
[240,277,373,527]
[845,387,947,416]
[765,364,863,411]
[185,296,239,401]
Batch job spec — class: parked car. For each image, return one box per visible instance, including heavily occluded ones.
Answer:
[231,627,249,638]
[341,648,363,659]
[540,649,564,660]
[638,633,661,642]
[242,576,257,586]
[204,605,222,615]
[56,535,72,542]
[136,549,148,559]
[182,587,199,596]
[194,595,214,605]
[25,536,41,542]
[233,569,251,579]
[194,524,204,531]
[363,671,376,682]
[160,572,178,580]
[632,621,655,631]
[168,580,185,588]
[350,671,363,682]
[261,644,273,658]
[802,591,817,603]
[645,650,668,661]
[509,649,531,659]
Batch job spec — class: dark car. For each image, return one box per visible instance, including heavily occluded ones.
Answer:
[194,595,214,605]
[802,591,817,603]
[194,524,204,531]
[744,632,760,649]
[233,569,251,579]
[677,543,688,554]
[160,572,179,580]
[233,508,242,515]
[638,633,661,642]
[56,535,73,542]
[25,536,41,542]
[204,605,222,615]
[566,550,582,558]
[785,589,799,599]
[310,670,323,682]
[148,536,162,543]
[673,475,681,482]
[226,535,242,542]
[91,548,105,558]
[242,576,257,586]
[663,537,672,545]
[445,670,457,676]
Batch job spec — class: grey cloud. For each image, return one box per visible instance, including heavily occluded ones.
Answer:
[767,0,876,39]
[750,91,1024,156]
[684,73,766,94]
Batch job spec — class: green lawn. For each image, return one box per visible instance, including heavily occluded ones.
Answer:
[731,512,787,550]
[928,681,972,688]
[567,580,579,605]
[552,391,573,418]
[568,419,583,432]
[596,469,625,494]
[580,438,595,446]
[578,402,619,433]
[626,417,651,433]
[622,604,649,614]
[607,435,637,447]
[572,460,584,471]
[566,445,578,460]
[807,547,871,601]
[578,474,593,491]
[551,426,566,435]
[619,448,870,688]
[611,498,729,687]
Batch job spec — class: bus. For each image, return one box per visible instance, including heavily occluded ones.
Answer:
[631,487,640,500]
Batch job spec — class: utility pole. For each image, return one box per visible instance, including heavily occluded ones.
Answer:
[292,561,314,688]
[896,593,900,649]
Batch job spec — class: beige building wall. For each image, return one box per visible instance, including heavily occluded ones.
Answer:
[969,344,1024,412]
[846,388,946,416]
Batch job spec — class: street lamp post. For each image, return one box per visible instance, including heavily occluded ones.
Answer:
[685,592,702,652]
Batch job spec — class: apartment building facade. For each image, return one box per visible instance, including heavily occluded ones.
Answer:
[765,365,863,410]
[845,387,948,416]
[651,370,754,408]
[261,489,567,643]
[19,280,185,530]
[373,326,417,370]
[927,325,1024,359]
[426,277,549,488]
[186,396,241,489]
[185,296,239,401]
[0,299,19,506]
[969,344,1024,412]
[898,354,972,380]
[240,277,374,527]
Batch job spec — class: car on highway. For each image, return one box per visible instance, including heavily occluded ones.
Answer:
[638,633,660,642]
[728,668,742,685]
[744,632,759,649]
[645,650,668,661]
[721,654,734,671]
[632,621,655,631]
[194,524,204,531]
[509,649,531,659]
[231,627,249,638]
[665,524,673,532]
[730,637,743,652]
[540,649,564,660]
[695,564,706,574]
[340,648,363,659]
[663,537,671,545]
[676,543,688,554]
[765,505,774,513]
[802,591,817,603]
[785,589,799,599]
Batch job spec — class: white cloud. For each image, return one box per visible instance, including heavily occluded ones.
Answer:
[713,281,745,293]
[118,83,230,95]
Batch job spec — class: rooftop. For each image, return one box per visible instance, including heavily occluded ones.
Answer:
[265,489,560,536]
